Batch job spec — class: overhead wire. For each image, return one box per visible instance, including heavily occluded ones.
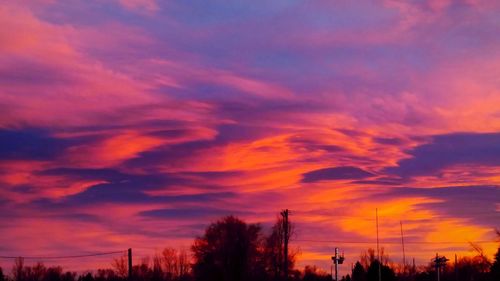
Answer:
[293,239,499,245]
[0,250,126,260]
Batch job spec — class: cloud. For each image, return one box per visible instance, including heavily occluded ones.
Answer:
[302,166,375,183]
[352,177,403,186]
[0,129,70,160]
[62,131,167,168]
[373,137,405,146]
[0,3,188,128]
[118,0,158,13]
[69,184,234,205]
[31,167,235,205]
[139,207,251,219]
[380,185,500,227]
[387,132,500,177]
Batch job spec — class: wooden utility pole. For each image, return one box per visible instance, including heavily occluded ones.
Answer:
[128,248,133,280]
[281,209,289,281]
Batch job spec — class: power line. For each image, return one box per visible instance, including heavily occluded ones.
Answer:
[293,214,500,220]
[0,250,126,260]
[294,239,498,245]
[292,210,499,217]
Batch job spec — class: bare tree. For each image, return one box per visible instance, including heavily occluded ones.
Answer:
[360,248,389,270]
[12,257,25,281]
[162,247,179,280]
[112,254,128,278]
[152,253,163,281]
[178,248,190,277]
[264,216,284,279]
[263,214,296,280]
[30,262,46,281]
[469,242,491,274]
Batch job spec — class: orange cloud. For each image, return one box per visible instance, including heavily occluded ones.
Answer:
[63,132,166,168]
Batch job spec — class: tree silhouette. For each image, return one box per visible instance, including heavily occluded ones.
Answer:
[161,247,179,280]
[367,260,396,281]
[341,275,352,281]
[264,215,284,280]
[489,229,500,281]
[158,247,190,281]
[12,257,25,281]
[360,248,389,270]
[131,258,154,281]
[191,216,265,281]
[263,214,296,280]
[152,253,163,281]
[302,265,331,281]
[490,247,500,281]
[78,272,94,281]
[352,261,366,281]
[3,216,498,281]
[32,262,47,281]
[177,249,190,279]
[112,255,128,278]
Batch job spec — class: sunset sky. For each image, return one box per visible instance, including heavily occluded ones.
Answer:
[1,0,499,274]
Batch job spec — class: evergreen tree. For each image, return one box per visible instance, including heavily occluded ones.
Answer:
[352,262,366,281]
[367,260,396,281]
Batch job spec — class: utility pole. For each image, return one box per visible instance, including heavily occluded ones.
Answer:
[128,248,133,280]
[376,208,381,281]
[281,209,289,281]
[454,254,458,281]
[400,221,406,274]
[331,247,345,281]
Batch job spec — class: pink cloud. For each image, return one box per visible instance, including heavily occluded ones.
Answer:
[118,0,159,13]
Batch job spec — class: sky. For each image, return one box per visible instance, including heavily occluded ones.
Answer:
[0,0,499,275]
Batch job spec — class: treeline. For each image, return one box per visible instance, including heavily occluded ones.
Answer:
[1,215,499,281]
[350,245,500,281]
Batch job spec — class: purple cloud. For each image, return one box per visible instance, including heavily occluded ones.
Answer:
[387,133,500,177]
[302,166,374,183]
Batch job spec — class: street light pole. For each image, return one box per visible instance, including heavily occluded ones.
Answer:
[331,247,345,281]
